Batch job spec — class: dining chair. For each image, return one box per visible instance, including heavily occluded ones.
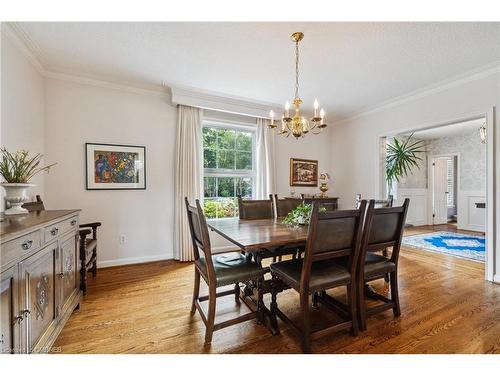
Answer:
[270,200,367,353]
[355,193,394,280]
[238,195,298,262]
[273,194,303,218]
[237,195,274,220]
[21,195,101,295]
[185,198,266,344]
[357,198,409,331]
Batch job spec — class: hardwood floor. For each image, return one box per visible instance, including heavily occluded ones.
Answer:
[54,227,500,354]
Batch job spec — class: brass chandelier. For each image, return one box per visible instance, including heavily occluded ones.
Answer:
[268,32,327,139]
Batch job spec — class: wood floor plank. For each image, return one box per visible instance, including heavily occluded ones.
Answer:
[53,226,499,353]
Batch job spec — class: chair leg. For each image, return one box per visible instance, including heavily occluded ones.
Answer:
[257,277,264,323]
[270,275,280,335]
[390,271,401,317]
[358,275,367,331]
[191,269,200,314]
[92,248,97,277]
[234,282,240,304]
[347,283,358,336]
[383,249,389,282]
[204,285,217,344]
[312,292,319,308]
[300,293,311,353]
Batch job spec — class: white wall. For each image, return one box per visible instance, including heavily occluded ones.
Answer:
[0,28,46,209]
[330,70,499,279]
[44,78,177,266]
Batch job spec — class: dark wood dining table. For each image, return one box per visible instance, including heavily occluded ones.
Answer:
[207,218,309,334]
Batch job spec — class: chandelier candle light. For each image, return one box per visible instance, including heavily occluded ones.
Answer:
[268,32,327,139]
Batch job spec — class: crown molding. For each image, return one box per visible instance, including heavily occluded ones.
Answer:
[1,22,45,74]
[335,62,500,126]
[170,85,281,119]
[45,71,169,98]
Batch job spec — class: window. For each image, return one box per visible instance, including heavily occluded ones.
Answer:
[203,122,255,219]
[446,158,455,207]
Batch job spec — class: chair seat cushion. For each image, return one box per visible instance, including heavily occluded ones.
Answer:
[363,253,396,276]
[270,258,351,291]
[196,253,265,288]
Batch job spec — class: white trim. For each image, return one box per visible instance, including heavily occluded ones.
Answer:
[98,254,173,268]
[45,71,169,98]
[494,274,500,284]
[212,245,241,254]
[170,85,281,119]
[1,22,45,74]
[336,63,500,126]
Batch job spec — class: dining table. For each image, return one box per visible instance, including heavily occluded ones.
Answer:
[207,217,309,334]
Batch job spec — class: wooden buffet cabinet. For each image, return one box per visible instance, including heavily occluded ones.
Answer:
[0,210,81,354]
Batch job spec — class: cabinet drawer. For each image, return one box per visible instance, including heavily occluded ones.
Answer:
[1,230,42,268]
[44,216,79,242]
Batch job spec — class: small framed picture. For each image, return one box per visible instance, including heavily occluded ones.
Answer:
[85,143,146,190]
[290,158,318,187]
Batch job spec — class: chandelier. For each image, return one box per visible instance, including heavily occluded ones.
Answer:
[268,32,327,139]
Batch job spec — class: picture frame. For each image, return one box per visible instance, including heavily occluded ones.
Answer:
[290,158,318,187]
[85,143,146,190]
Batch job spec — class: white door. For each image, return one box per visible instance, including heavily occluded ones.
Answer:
[433,158,448,225]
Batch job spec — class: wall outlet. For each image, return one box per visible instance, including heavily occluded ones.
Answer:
[119,235,127,244]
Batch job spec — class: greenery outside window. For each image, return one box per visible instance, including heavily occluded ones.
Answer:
[203,121,255,219]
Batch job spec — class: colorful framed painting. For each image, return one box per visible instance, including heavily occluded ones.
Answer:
[85,143,146,190]
[290,158,318,187]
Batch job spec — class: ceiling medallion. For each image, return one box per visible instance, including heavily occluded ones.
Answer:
[268,32,327,139]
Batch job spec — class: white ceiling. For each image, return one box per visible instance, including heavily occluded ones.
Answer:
[409,118,485,140]
[14,22,500,121]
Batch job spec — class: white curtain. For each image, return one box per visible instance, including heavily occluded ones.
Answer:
[174,105,203,262]
[255,118,276,199]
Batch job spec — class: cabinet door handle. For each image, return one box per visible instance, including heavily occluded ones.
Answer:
[20,309,31,317]
[13,315,24,324]
[21,240,33,250]
[58,272,65,279]
[50,228,59,236]
[70,219,77,226]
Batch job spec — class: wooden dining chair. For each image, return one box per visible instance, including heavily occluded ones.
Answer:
[270,201,367,353]
[357,198,409,331]
[237,195,274,220]
[237,195,298,262]
[185,198,266,344]
[273,195,303,218]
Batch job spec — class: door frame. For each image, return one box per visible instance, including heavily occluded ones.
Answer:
[427,153,460,226]
[376,107,495,282]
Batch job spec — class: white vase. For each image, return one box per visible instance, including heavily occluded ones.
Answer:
[1,183,35,215]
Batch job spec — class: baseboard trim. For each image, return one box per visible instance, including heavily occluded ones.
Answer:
[493,274,500,284]
[98,254,173,268]
[212,245,241,254]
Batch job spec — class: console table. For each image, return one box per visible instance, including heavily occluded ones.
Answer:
[1,210,81,354]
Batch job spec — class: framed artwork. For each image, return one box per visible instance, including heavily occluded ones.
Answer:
[85,143,146,190]
[290,158,318,187]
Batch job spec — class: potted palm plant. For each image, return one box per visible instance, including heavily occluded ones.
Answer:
[0,148,56,215]
[385,133,425,196]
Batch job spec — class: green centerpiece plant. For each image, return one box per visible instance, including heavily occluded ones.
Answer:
[282,202,326,226]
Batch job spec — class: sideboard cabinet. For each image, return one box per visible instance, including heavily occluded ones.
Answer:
[1,210,81,354]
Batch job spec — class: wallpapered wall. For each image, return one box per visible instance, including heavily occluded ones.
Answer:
[397,129,486,191]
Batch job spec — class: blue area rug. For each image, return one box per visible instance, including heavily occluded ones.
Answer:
[402,231,485,262]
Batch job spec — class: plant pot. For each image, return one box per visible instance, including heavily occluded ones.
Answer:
[1,183,35,215]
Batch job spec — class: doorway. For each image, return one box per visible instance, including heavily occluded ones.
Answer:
[377,110,494,281]
[430,155,458,226]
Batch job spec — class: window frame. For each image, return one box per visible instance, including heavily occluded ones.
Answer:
[202,120,257,218]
